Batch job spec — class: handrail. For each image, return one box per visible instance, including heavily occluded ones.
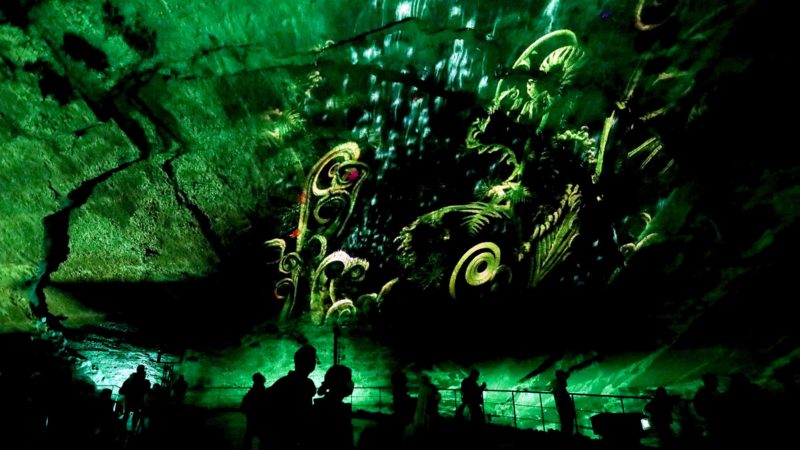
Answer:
[151,384,654,435]
[350,386,650,398]
[345,386,652,435]
[349,386,651,400]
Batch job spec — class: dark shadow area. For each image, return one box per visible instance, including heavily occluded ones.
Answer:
[50,278,277,349]
[62,32,110,72]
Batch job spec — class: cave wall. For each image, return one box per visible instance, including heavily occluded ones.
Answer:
[1,0,798,393]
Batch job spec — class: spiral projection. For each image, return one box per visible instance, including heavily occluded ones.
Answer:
[449,242,509,299]
[264,143,370,322]
[263,238,287,264]
[306,235,328,261]
[297,142,369,248]
[279,252,302,274]
[310,251,370,325]
[325,299,357,324]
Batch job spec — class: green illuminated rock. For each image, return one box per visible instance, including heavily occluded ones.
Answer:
[0,0,796,407]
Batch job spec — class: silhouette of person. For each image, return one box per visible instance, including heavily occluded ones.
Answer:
[720,373,763,446]
[693,373,721,440]
[456,369,487,423]
[93,388,121,445]
[172,374,188,405]
[263,344,318,450]
[552,370,576,435]
[391,370,414,426]
[144,382,166,432]
[413,374,440,435]
[645,387,675,445]
[311,365,355,450]
[241,372,268,450]
[120,365,150,432]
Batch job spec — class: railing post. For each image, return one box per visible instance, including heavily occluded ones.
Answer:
[454,390,458,415]
[620,397,625,413]
[511,392,518,428]
[539,393,546,431]
[378,387,382,412]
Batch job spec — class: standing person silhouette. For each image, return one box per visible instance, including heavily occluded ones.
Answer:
[413,374,440,436]
[241,373,268,450]
[391,370,414,426]
[646,386,676,445]
[263,344,318,450]
[693,373,722,442]
[456,369,487,423]
[172,374,188,405]
[120,365,150,432]
[552,370,576,435]
[311,365,355,450]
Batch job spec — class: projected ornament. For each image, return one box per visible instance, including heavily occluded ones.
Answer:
[310,251,369,325]
[264,143,369,320]
[297,142,369,248]
[521,184,582,288]
[493,29,585,131]
[449,242,511,299]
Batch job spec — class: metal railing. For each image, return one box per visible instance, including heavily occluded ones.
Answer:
[122,383,651,436]
[348,386,652,434]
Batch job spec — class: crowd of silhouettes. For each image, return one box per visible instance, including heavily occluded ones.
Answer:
[638,371,797,448]
[238,344,319,450]
[686,372,790,448]
[4,334,798,450]
[0,335,202,450]
[234,362,799,449]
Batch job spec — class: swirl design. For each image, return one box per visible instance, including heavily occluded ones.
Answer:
[325,299,357,324]
[264,143,372,323]
[264,238,287,264]
[298,142,369,248]
[449,242,509,299]
[310,251,370,325]
[279,252,302,274]
[305,235,328,261]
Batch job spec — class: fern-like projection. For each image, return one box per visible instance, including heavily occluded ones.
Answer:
[461,202,511,236]
[465,116,527,205]
[497,183,531,206]
[260,109,306,148]
[395,202,511,265]
[525,184,582,287]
